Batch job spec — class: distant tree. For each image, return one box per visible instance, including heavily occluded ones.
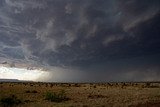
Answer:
[10,62,15,67]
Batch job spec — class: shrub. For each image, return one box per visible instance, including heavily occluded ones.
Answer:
[45,90,69,102]
[145,82,151,88]
[25,90,30,93]
[0,95,22,106]
[25,90,38,93]
[31,90,38,93]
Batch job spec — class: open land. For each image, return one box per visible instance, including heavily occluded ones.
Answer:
[0,82,160,107]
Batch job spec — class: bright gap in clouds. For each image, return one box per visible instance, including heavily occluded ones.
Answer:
[0,66,49,81]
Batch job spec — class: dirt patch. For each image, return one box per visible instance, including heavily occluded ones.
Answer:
[130,102,160,107]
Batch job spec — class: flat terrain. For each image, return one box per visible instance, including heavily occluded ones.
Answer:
[0,82,160,107]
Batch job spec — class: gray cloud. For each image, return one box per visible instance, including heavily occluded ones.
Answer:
[0,0,160,82]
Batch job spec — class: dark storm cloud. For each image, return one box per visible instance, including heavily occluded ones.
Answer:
[0,0,160,82]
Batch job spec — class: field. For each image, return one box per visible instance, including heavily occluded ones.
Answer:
[0,82,160,107]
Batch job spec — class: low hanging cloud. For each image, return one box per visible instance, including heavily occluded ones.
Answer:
[0,0,160,82]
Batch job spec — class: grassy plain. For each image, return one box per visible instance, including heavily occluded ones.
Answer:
[0,82,160,107]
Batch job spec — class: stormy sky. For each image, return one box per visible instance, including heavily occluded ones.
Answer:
[0,0,160,82]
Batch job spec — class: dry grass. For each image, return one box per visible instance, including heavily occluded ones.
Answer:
[0,82,160,107]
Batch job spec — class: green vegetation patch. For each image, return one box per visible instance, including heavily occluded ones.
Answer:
[0,95,22,106]
[45,90,70,102]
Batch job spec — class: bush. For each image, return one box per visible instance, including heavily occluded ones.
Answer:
[145,82,151,88]
[25,90,38,93]
[25,90,30,93]
[45,90,69,102]
[32,90,38,93]
[0,95,22,106]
